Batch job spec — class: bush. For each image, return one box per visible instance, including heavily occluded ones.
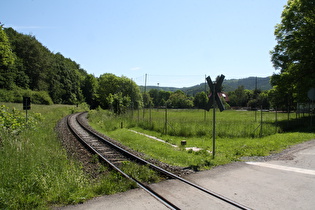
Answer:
[0,88,53,105]
[31,91,53,105]
[0,105,42,134]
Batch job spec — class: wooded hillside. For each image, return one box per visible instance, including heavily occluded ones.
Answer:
[0,26,143,109]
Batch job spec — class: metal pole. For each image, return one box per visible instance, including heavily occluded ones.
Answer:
[143,74,147,119]
[260,106,263,137]
[212,82,216,159]
[275,107,278,133]
[165,107,168,134]
[144,73,147,93]
[311,100,313,128]
[204,74,207,121]
[150,106,152,124]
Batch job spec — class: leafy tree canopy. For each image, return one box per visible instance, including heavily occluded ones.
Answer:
[97,73,142,110]
[0,25,15,89]
[271,0,315,103]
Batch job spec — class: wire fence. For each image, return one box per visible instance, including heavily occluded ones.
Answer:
[125,108,314,139]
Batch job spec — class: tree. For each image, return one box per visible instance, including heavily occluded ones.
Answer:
[167,90,194,108]
[5,27,52,91]
[48,53,83,104]
[228,86,249,107]
[97,73,142,110]
[148,89,159,107]
[193,91,208,109]
[82,74,99,108]
[142,92,153,108]
[148,89,172,107]
[270,0,315,105]
[1,26,94,105]
[108,92,131,115]
[0,25,15,89]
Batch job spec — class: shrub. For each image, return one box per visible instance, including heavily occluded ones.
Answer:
[0,105,42,134]
[30,91,53,105]
[0,88,53,105]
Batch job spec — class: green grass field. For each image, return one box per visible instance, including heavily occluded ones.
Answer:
[88,108,314,169]
[0,103,136,209]
[1,104,313,209]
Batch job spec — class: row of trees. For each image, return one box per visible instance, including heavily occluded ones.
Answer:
[144,89,194,109]
[142,86,270,110]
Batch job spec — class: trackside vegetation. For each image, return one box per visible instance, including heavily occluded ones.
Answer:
[0,103,140,209]
[88,108,314,169]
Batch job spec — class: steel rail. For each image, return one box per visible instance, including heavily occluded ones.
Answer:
[67,113,180,210]
[75,112,252,210]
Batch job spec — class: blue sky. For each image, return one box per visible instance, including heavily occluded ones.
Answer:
[1,0,287,87]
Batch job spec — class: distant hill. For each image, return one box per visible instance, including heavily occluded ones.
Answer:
[222,76,272,92]
[141,77,272,96]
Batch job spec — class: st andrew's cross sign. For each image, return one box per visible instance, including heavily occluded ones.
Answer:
[205,74,225,158]
[205,74,225,112]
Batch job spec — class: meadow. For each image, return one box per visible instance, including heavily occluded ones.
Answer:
[0,103,137,209]
[1,104,313,209]
[88,108,314,169]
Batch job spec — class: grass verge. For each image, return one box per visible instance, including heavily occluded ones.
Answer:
[88,109,314,171]
[0,103,137,209]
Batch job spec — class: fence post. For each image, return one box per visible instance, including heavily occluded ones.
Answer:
[164,108,168,134]
[275,107,278,133]
[260,106,263,137]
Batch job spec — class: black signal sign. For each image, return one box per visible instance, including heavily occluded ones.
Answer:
[23,97,31,110]
[205,74,225,112]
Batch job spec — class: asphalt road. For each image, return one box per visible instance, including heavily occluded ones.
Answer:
[60,139,315,210]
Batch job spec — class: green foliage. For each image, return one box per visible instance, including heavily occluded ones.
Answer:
[194,91,208,109]
[148,89,172,107]
[142,92,153,108]
[108,92,131,115]
[270,0,315,105]
[81,74,99,109]
[0,105,42,134]
[0,25,15,89]
[2,27,87,105]
[49,53,84,104]
[0,88,53,105]
[31,91,53,105]
[98,73,142,111]
[0,103,137,209]
[228,86,270,109]
[166,90,194,109]
[228,86,249,107]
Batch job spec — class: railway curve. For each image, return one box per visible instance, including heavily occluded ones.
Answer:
[60,112,252,209]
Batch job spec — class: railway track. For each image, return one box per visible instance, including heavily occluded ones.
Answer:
[67,112,251,210]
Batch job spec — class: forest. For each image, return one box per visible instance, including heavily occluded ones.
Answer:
[0,25,143,109]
